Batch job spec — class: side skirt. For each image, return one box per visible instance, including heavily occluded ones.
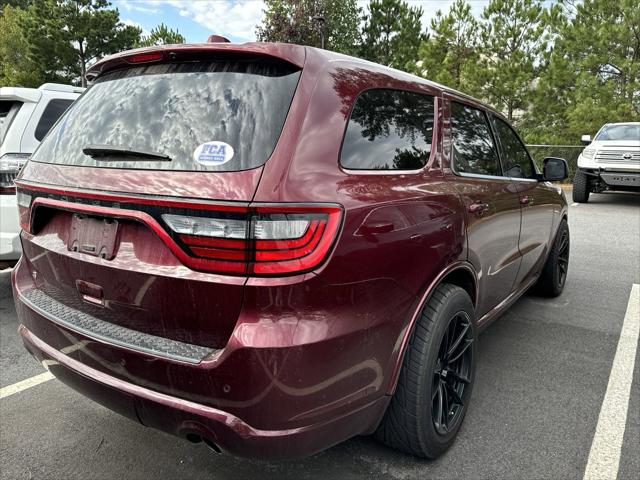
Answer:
[475,276,538,332]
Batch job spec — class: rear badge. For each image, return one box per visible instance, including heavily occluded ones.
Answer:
[194,141,234,166]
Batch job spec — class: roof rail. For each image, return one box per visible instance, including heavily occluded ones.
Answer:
[39,83,85,94]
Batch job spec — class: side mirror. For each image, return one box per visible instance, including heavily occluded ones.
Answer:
[581,134,592,145]
[542,157,568,182]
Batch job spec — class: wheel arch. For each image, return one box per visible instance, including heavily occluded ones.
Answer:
[384,261,478,395]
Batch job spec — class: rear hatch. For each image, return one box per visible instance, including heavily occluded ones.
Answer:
[16,50,303,352]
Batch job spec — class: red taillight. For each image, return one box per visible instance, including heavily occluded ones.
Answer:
[16,184,343,277]
[126,51,164,64]
[163,205,343,276]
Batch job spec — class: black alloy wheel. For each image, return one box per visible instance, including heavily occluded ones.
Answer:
[376,284,476,458]
[535,219,570,297]
[432,311,473,435]
[556,227,570,289]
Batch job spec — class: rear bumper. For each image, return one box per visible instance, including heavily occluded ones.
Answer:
[0,194,21,260]
[20,323,389,460]
[12,253,399,459]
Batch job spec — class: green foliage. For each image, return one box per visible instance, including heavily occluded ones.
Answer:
[472,0,546,122]
[137,22,185,47]
[55,0,142,86]
[0,5,44,86]
[256,0,360,55]
[2,0,142,87]
[3,0,636,147]
[1,0,31,7]
[522,0,640,144]
[413,0,479,93]
[359,0,426,70]
[0,1,184,88]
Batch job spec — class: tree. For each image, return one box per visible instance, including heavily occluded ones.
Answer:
[17,0,141,87]
[256,0,360,55]
[0,5,44,87]
[413,0,479,93]
[137,23,185,47]
[60,0,141,86]
[471,0,546,122]
[360,0,426,70]
[523,0,640,143]
[0,0,31,7]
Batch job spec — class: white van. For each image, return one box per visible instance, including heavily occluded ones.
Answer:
[0,83,83,268]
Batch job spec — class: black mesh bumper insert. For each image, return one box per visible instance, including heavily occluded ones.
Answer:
[20,288,216,364]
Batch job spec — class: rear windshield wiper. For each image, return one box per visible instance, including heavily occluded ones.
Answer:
[82,145,172,162]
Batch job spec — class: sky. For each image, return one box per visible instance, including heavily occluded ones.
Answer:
[112,0,492,44]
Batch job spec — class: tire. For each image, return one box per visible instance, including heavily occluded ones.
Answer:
[535,219,570,297]
[572,170,590,203]
[375,284,476,459]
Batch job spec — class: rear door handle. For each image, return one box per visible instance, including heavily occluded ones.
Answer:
[468,202,489,215]
[360,221,394,235]
[520,195,533,206]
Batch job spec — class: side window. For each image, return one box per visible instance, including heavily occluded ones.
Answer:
[340,89,435,170]
[34,99,74,141]
[492,116,535,179]
[451,102,502,177]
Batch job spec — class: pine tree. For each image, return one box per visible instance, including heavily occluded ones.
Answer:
[413,0,479,93]
[256,0,361,55]
[471,0,546,122]
[360,0,426,70]
[523,0,640,143]
[138,23,185,47]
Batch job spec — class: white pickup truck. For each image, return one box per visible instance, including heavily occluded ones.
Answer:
[1,83,83,269]
[573,122,640,203]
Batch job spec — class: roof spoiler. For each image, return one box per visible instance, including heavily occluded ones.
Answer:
[39,83,85,94]
[85,43,306,82]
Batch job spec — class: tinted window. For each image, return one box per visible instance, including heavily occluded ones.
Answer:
[34,99,74,141]
[32,61,301,171]
[340,89,434,170]
[0,101,23,146]
[595,124,640,141]
[451,102,502,176]
[492,116,534,179]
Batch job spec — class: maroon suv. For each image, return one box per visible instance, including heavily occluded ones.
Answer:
[12,41,569,460]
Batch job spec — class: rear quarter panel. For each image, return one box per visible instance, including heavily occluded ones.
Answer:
[254,56,467,399]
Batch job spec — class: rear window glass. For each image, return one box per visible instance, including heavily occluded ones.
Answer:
[340,89,435,170]
[31,60,301,171]
[1,100,23,146]
[35,99,74,141]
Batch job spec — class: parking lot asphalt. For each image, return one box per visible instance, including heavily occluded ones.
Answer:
[1,192,639,480]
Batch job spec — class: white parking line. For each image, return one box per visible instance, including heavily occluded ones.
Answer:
[0,341,88,400]
[572,202,580,207]
[0,372,54,400]
[583,284,640,480]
